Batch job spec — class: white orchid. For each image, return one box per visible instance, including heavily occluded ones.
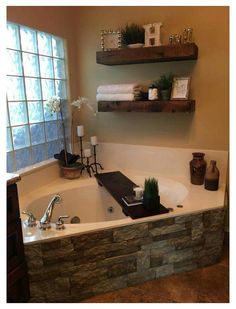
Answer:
[71,96,89,110]
[71,96,97,116]
[46,96,61,113]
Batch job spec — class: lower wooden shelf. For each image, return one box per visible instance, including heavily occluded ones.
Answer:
[97,99,195,113]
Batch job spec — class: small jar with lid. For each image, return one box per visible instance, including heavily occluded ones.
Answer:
[148,84,158,100]
[204,160,220,191]
[189,152,207,185]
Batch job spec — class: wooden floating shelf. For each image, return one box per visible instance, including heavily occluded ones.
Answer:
[97,100,195,113]
[96,43,198,65]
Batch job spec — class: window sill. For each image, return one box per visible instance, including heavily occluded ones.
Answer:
[16,158,58,177]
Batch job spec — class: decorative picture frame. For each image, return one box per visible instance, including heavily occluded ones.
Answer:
[171,77,191,100]
[101,30,121,51]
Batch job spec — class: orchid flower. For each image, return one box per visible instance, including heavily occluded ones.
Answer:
[46,96,61,113]
[71,96,97,116]
[71,96,89,110]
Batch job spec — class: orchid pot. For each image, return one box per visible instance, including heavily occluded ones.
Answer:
[60,163,83,179]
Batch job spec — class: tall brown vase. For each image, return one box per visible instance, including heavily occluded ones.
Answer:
[189,152,207,185]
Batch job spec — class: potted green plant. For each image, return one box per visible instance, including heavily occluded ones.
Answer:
[121,23,145,48]
[153,73,173,100]
[46,96,83,179]
[143,178,160,211]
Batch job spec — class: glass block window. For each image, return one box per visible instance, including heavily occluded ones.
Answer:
[6,22,69,172]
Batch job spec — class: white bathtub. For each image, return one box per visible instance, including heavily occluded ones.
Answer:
[20,169,226,244]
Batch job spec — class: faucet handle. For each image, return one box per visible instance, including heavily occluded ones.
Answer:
[56,215,69,230]
[22,210,37,227]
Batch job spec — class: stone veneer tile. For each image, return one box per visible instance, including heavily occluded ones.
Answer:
[164,248,194,264]
[107,259,137,278]
[174,214,193,224]
[127,269,156,286]
[150,254,163,267]
[70,267,108,287]
[173,236,205,250]
[142,239,173,250]
[173,260,198,273]
[25,207,226,302]
[204,230,224,248]
[71,229,113,249]
[41,238,72,251]
[153,229,191,242]
[92,276,128,294]
[74,253,107,265]
[136,250,150,270]
[148,217,175,229]
[155,264,174,278]
[150,223,188,237]
[113,223,149,241]
[100,253,137,267]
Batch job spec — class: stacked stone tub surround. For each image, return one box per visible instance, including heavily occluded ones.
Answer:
[25,207,225,302]
[18,144,228,302]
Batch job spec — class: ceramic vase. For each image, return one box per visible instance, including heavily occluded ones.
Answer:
[204,160,219,191]
[60,165,82,179]
[189,152,207,185]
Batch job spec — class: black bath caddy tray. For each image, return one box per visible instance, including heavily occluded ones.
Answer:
[95,171,169,219]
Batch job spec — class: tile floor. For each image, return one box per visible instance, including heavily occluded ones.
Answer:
[82,240,229,303]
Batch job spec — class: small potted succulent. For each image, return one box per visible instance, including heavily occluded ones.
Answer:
[152,73,173,100]
[121,23,145,48]
[143,177,160,211]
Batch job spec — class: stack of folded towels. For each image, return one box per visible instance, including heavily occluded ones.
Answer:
[96,83,142,101]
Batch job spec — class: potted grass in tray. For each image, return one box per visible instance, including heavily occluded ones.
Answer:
[121,23,145,48]
[143,177,160,211]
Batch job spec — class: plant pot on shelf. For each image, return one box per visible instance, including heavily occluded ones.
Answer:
[60,163,82,179]
[160,89,171,101]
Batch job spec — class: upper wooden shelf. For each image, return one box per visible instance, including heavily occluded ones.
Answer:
[96,43,198,65]
[98,100,195,113]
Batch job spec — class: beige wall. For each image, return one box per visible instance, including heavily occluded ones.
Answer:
[7,6,229,151]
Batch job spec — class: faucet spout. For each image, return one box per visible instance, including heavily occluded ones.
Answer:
[39,194,62,230]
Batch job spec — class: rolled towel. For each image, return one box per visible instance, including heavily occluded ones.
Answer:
[96,93,142,102]
[97,83,142,94]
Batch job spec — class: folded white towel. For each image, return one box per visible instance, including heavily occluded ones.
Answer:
[96,93,141,101]
[97,83,142,94]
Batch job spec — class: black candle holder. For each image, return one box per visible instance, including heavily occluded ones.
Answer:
[90,145,104,174]
[78,136,92,177]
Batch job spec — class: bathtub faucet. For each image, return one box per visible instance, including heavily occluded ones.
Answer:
[39,194,62,230]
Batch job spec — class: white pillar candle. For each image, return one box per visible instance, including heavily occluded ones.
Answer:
[77,125,84,137]
[90,136,98,146]
[84,148,91,158]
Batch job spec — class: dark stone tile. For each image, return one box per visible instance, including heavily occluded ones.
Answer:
[107,259,137,278]
[153,229,191,242]
[148,217,175,229]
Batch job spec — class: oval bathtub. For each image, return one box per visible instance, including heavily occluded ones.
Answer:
[21,169,226,302]
[20,172,190,244]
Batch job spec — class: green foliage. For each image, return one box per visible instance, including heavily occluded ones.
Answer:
[54,150,81,167]
[144,177,159,198]
[121,23,145,46]
[152,73,174,91]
